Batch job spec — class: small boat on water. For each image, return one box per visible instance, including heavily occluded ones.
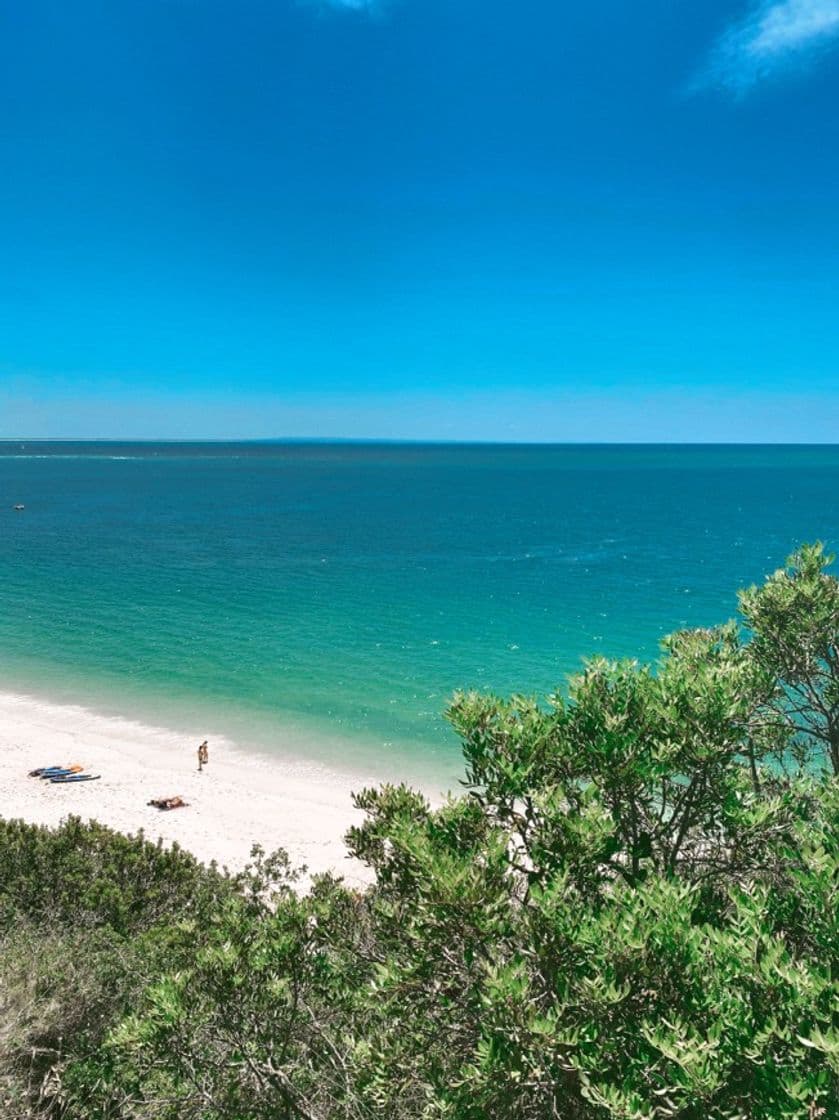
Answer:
[13,504,24,511]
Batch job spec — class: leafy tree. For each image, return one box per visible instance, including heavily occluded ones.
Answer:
[340,773,839,1119]
[446,621,792,895]
[64,850,373,1120]
[739,542,839,773]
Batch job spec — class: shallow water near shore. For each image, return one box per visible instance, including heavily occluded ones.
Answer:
[1,441,838,786]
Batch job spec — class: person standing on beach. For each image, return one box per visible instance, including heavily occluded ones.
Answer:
[197,740,209,771]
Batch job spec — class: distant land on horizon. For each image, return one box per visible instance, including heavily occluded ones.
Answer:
[2,438,839,449]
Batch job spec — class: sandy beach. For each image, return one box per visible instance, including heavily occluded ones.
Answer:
[0,690,387,889]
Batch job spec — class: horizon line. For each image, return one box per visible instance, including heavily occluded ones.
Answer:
[2,437,838,448]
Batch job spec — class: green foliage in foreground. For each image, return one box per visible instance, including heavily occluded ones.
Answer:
[0,821,233,1117]
[1,543,839,1119]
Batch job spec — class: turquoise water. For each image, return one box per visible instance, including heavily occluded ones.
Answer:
[1,442,838,784]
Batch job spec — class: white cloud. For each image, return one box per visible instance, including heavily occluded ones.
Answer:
[701,0,839,91]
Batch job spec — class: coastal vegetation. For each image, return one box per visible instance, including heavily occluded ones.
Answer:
[2,544,838,1119]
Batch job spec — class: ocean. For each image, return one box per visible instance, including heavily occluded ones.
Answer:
[1,442,837,786]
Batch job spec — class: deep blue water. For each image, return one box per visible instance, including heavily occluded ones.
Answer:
[1,442,837,782]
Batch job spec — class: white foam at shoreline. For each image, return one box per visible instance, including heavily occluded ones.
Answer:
[0,689,408,888]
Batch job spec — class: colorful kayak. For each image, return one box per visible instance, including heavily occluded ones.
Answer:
[29,766,64,777]
[38,765,83,779]
[50,774,101,783]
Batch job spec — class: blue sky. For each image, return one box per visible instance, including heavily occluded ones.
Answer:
[1,0,838,440]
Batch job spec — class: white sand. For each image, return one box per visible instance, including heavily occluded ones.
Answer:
[0,690,389,889]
